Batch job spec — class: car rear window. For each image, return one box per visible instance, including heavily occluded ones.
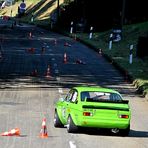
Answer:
[81,91,122,102]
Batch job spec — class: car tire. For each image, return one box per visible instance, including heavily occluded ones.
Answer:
[54,110,63,127]
[120,125,130,136]
[67,116,78,133]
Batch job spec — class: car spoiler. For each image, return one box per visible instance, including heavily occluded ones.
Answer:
[86,98,129,104]
[82,104,129,111]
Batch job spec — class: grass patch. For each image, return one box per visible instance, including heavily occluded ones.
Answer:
[75,22,148,97]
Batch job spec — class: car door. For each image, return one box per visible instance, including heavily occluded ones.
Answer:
[65,90,79,123]
[61,90,74,123]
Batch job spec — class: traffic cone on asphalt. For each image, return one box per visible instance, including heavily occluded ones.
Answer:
[31,69,38,77]
[41,46,45,54]
[45,65,51,78]
[27,47,35,54]
[63,53,67,63]
[75,59,86,65]
[54,39,57,45]
[1,128,20,136]
[39,118,48,138]
[29,32,32,38]
[64,42,71,47]
[98,48,102,56]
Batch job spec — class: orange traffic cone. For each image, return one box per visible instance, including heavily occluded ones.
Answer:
[27,47,35,54]
[31,69,38,77]
[76,59,86,65]
[41,46,45,54]
[98,48,102,55]
[54,39,57,45]
[1,128,20,136]
[39,118,48,138]
[45,65,51,78]
[64,42,71,47]
[63,53,67,63]
[29,32,32,38]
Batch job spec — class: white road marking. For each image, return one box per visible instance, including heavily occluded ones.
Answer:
[69,141,77,148]
[58,88,63,93]
[56,77,60,81]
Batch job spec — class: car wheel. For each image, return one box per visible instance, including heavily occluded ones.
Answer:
[54,110,63,127]
[67,116,78,133]
[120,125,130,136]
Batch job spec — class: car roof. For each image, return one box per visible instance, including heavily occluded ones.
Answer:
[73,86,120,94]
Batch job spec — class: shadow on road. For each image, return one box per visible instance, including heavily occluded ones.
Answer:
[75,128,148,138]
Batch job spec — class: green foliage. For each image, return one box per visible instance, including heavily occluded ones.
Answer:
[75,21,148,97]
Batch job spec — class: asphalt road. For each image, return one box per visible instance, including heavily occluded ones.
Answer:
[0,20,148,148]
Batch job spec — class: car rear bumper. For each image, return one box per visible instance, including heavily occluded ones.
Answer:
[76,118,130,129]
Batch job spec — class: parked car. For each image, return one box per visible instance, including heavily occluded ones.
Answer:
[54,86,131,136]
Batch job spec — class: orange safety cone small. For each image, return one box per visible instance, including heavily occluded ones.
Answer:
[76,59,86,65]
[27,47,35,54]
[45,65,51,78]
[98,48,102,56]
[1,128,20,136]
[29,32,32,38]
[39,118,48,138]
[41,46,45,53]
[31,47,35,53]
[54,39,57,45]
[64,42,71,47]
[63,53,67,64]
[31,69,38,77]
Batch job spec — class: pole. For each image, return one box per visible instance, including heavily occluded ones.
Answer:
[89,26,93,39]
[129,44,133,64]
[70,21,73,34]
[109,33,113,50]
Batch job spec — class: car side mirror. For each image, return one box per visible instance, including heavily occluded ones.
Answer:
[59,98,64,102]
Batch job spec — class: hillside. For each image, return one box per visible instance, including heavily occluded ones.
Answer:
[0,0,64,25]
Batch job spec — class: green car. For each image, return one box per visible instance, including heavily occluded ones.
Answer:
[54,86,131,136]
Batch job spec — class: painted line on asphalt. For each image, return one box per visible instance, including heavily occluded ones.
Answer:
[56,77,60,81]
[69,141,77,148]
[58,88,63,93]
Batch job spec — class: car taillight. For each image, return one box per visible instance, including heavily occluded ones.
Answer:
[83,112,92,116]
[119,115,129,119]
